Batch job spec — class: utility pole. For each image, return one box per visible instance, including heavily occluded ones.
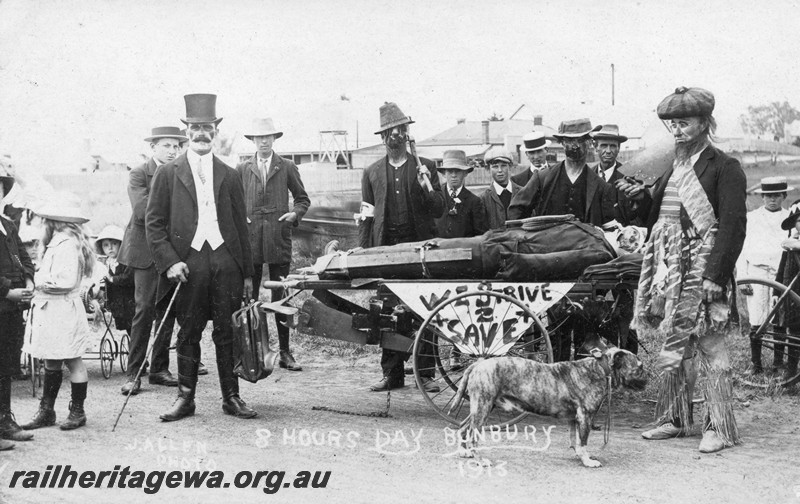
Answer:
[611,63,615,106]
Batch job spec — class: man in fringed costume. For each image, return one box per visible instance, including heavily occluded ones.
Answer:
[622,87,747,453]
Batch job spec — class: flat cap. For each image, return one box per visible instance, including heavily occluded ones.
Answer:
[657,87,715,119]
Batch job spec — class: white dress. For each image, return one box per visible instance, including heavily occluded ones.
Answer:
[23,232,90,359]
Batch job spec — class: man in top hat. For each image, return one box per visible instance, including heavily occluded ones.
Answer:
[591,124,644,227]
[481,147,521,229]
[118,126,187,395]
[358,102,446,392]
[622,86,746,453]
[435,150,487,239]
[737,176,792,373]
[146,93,256,422]
[236,118,310,371]
[512,132,551,186]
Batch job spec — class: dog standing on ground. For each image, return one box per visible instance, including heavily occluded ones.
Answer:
[452,349,646,467]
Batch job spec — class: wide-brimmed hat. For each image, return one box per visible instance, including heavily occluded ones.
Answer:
[553,118,602,139]
[657,87,715,120]
[591,124,628,143]
[181,93,223,125]
[441,150,471,171]
[782,199,800,230]
[484,146,514,164]
[374,102,414,135]
[36,196,89,224]
[244,118,284,140]
[144,126,188,143]
[94,225,124,254]
[522,131,551,152]
[755,176,794,194]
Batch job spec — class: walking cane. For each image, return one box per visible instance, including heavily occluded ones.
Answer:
[112,283,182,432]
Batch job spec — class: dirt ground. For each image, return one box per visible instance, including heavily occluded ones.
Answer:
[2,329,800,504]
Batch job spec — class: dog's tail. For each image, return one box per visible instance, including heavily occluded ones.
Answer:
[448,359,482,414]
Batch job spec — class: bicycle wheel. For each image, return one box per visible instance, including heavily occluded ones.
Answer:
[734,277,800,388]
[100,336,115,379]
[413,290,553,426]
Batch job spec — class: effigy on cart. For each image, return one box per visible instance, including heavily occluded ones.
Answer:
[260,216,644,427]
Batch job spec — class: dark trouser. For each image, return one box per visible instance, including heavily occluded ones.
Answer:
[128,265,175,377]
[554,316,587,362]
[252,263,291,351]
[605,289,638,354]
[0,311,24,377]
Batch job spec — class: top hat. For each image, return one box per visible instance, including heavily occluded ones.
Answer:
[657,87,715,119]
[36,195,89,224]
[374,102,415,134]
[441,150,471,171]
[244,118,284,140]
[755,176,794,194]
[591,124,628,143]
[553,118,602,139]
[522,131,551,152]
[181,93,223,125]
[484,146,514,164]
[144,126,188,143]
[94,224,125,254]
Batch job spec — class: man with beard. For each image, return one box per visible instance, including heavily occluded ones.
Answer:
[146,94,256,422]
[508,119,614,361]
[118,126,186,395]
[358,102,446,392]
[621,86,746,454]
[512,131,551,186]
[481,147,521,229]
[591,124,644,227]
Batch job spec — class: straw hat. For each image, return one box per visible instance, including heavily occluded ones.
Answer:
[522,132,551,152]
[144,126,188,143]
[754,176,793,194]
[244,118,284,140]
[36,195,89,224]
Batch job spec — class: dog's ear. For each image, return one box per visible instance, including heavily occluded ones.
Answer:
[609,349,629,368]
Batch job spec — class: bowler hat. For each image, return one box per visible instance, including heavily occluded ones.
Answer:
[522,131,551,152]
[94,225,125,254]
[484,146,514,165]
[754,176,794,194]
[36,195,89,224]
[144,126,188,143]
[553,119,601,139]
[374,102,414,134]
[782,199,800,230]
[591,124,628,143]
[657,87,715,119]
[181,93,223,125]
[244,118,284,140]
[441,150,472,171]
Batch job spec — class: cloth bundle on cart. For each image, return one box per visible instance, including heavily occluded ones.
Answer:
[305,217,616,281]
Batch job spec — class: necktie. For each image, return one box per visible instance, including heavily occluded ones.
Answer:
[500,188,512,208]
[261,158,269,186]
[449,188,458,215]
[198,157,207,185]
[450,188,457,199]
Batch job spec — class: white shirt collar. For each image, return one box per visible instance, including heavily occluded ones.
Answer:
[258,152,273,166]
[447,184,463,197]
[493,181,511,195]
[187,149,213,171]
[690,148,705,167]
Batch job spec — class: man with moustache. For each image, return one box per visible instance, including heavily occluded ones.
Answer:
[237,118,310,371]
[146,94,256,422]
[358,102,446,392]
[621,87,746,453]
[118,127,186,395]
[481,147,521,229]
[591,124,644,227]
[512,131,551,186]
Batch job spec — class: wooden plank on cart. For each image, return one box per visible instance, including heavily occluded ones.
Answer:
[327,248,472,269]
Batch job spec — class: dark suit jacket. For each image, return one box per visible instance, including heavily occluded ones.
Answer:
[595,161,646,227]
[146,153,254,300]
[358,154,446,248]
[640,145,747,286]
[507,162,614,226]
[236,153,310,265]
[480,181,521,230]
[435,186,488,238]
[511,164,549,187]
[119,158,159,269]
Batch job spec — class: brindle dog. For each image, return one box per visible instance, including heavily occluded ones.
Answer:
[453,349,646,467]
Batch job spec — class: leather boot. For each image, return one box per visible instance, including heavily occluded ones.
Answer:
[160,344,198,422]
[749,331,763,374]
[22,368,61,430]
[216,342,257,419]
[0,377,33,441]
[60,382,87,430]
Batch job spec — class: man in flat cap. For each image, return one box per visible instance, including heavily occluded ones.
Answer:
[147,94,257,422]
[481,147,521,229]
[512,132,551,186]
[358,102,446,392]
[622,87,746,453]
[237,118,310,372]
[118,126,186,396]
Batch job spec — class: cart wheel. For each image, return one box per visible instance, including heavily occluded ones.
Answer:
[734,278,800,388]
[119,333,130,373]
[100,336,114,379]
[413,290,553,426]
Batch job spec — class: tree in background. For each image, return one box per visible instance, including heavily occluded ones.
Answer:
[739,101,800,141]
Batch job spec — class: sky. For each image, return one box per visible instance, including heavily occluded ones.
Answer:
[1,0,800,172]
